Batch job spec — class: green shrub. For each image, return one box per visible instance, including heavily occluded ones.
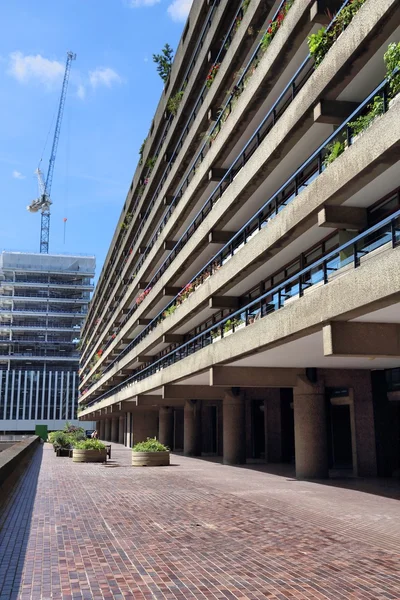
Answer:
[167,91,184,116]
[73,439,106,450]
[132,438,169,452]
[384,42,400,99]
[349,96,384,136]
[52,431,71,449]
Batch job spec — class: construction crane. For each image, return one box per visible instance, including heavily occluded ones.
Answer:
[27,51,76,253]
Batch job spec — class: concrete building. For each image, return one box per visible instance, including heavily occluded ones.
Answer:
[78,0,400,478]
[0,251,95,432]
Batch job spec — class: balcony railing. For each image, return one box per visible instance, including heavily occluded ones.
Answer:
[0,307,87,315]
[81,73,391,385]
[81,0,352,364]
[82,0,286,340]
[84,209,400,408]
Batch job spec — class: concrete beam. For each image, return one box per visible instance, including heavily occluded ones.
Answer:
[318,205,368,230]
[310,0,343,25]
[323,322,400,358]
[136,318,151,327]
[163,195,174,206]
[208,296,239,309]
[314,100,359,125]
[208,167,227,182]
[210,367,302,388]
[134,395,163,406]
[208,230,236,244]
[135,355,153,364]
[163,240,176,251]
[163,286,181,297]
[163,334,184,344]
[162,385,225,400]
[137,280,149,290]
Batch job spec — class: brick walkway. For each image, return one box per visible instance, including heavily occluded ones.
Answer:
[1,444,400,600]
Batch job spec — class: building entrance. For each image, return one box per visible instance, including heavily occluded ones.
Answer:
[202,405,218,455]
[330,404,353,469]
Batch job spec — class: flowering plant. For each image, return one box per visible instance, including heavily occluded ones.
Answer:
[136,287,152,306]
[206,63,220,88]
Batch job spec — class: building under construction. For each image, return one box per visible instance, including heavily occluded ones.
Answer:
[0,251,95,432]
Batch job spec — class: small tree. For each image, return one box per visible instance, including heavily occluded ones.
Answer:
[153,43,174,83]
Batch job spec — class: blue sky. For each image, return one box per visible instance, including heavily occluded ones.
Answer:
[0,0,191,279]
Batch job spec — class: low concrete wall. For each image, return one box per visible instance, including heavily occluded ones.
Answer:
[0,436,40,487]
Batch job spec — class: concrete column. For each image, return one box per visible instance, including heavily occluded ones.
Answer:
[133,410,158,445]
[118,415,125,445]
[159,407,174,449]
[125,413,132,448]
[99,420,105,440]
[264,389,282,463]
[111,417,118,443]
[223,391,245,465]
[184,400,202,456]
[293,376,328,478]
[105,418,111,442]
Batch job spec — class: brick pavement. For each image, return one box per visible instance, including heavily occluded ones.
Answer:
[1,444,400,600]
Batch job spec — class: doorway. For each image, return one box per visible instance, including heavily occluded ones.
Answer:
[252,399,265,459]
[330,403,353,470]
[173,408,184,451]
[202,405,218,455]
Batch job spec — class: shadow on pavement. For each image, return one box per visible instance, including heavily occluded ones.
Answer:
[0,444,43,600]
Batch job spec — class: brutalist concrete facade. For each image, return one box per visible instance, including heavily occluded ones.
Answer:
[79,0,400,479]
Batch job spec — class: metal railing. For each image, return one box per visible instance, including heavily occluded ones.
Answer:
[81,0,356,366]
[84,0,246,334]
[80,72,390,387]
[84,208,400,408]
[82,0,290,347]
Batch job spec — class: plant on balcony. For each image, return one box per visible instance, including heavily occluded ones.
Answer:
[146,156,157,172]
[167,90,184,116]
[308,0,366,67]
[139,138,146,165]
[206,63,221,88]
[136,287,152,306]
[349,96,385,138]
[120,212,133,231]
[384,42,400,99]
[153,43,174,83]
[162,304,177,319]
[323,137,346,167]
[261,0,293,52]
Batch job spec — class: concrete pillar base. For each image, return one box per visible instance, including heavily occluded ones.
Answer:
[223,391,245,465]
[294,375,328,479]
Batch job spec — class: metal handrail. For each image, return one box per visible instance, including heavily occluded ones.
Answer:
[82,0,293,349]
[86,75,389,383]
[84,208,400,407]
[84,0,244,333]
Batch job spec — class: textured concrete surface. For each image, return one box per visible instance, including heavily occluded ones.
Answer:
[1,443,400,599]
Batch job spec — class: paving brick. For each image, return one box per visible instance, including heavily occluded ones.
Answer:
[0,444,400,599]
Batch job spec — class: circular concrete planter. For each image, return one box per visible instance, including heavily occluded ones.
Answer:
[72,449,107,463]
[132,451,170,467]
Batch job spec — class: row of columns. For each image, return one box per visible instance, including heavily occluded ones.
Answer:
[93,371,377,479]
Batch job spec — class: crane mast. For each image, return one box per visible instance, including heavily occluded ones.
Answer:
[27,51,76,254]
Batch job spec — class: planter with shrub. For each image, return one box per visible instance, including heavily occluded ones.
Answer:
[72,439,107,463]
[132,438,170,467]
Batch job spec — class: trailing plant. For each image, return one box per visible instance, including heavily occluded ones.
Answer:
[73,439,106,450]
[162,304,177,318]
[308,0,366,67]
[120,213,133,231]
[167,90,184,115]
[206,63,221,88]
[242,0,251,14]
[132,437,169,452]
[384,42,400,99]
[261,0,293,51]
[146,156,157,171]
[139,138,146,165]
[349,96,385,136]
[323,137,346,167]
[153,43,174,83]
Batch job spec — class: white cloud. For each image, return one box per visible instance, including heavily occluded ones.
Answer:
[129,0,160,6]
[7,52,64,87]
[12,170,25,180]
[167,0,192,21]
[89,67,122,89]
[77,84,86,100]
